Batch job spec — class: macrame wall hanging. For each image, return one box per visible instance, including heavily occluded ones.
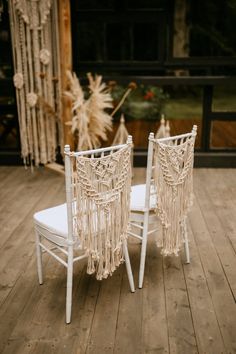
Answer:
[153,128,197,256]
[8,0,63,166]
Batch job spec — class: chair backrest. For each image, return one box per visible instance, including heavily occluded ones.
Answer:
[64,136,133,280]
[145,126,197,255]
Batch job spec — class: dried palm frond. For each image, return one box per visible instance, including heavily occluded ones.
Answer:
[64,70,84,112]
[87,72,113,148]
[65,71,113,151]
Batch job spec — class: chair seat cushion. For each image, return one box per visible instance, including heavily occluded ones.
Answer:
[130,184,157,211]
[34,203,68,238]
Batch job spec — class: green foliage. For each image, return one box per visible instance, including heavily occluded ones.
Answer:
[111,84,169,120]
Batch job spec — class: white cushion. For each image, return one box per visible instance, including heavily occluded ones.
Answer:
[130,184,157,211]
[34,203,68,238]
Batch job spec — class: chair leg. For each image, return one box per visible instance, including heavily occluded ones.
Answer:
[138,212,149,289]
[35,229,43,284]
[123,240,135,293]
[66,246,73,324]
[183,218,190,264]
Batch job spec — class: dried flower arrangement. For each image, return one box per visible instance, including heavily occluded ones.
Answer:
[65,71,113,150]
[65,71,170,150]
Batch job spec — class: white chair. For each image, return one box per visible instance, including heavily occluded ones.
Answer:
[34,137,135,323]
[129,126,197,288]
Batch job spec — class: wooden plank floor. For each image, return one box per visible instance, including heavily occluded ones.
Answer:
[0,166,235,354]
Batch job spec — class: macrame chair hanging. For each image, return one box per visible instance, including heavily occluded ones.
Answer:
[8,0,63,166]
[153,125,197,256]
[72,139,133,280]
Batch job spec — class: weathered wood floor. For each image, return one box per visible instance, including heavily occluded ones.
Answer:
[0,166,235,354]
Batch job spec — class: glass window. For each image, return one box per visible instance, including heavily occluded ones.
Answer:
[127,0,164,9]
[75,0,115,10]
[172,0,236,58]
[77,23,105,61]
[212,85,236,112]
[211,121,236,149]
[133,23,159,60]
[106,23,131,60]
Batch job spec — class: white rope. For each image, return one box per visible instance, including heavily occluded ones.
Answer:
[154,132,196,256]
[8,0,62,166]
[73,144,132,280]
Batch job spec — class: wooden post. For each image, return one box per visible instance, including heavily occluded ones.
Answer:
[58,0,74,147]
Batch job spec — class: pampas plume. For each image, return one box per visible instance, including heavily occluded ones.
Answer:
[65,71,113,151]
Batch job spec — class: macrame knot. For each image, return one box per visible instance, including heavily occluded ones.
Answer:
[106,241,111,248]
[91,250,99,260]
[113,242,122,253]
[27,92,38,107]
[39,49,51,65]
[13,73,24,89]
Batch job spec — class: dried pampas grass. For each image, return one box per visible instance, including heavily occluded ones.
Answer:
[65,71,113,151]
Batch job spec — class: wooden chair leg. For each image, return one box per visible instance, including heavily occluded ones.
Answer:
[123,240,135,293]
[66,246,73,324]
[138,212,149,289]
[35,230,43,284]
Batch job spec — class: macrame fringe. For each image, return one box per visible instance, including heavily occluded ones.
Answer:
[8,0,63,166]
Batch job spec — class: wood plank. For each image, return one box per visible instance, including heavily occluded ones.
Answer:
[0,167,63,249]
[0,172,65,306]
[86,267,123,353]
[0,167,27,207]
[189,180,236,353]
[141,237,169,354]
[163,255,198,354]
[183,220,225,354]
[0,170,66,352]
[194,169,236,300]
[59,274,100,354]
[201,169,236,252]
[113,243,142,354]
[0,255,55,354]
[0,167,236,354]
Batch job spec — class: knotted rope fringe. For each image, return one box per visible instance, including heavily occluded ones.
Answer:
[8,0,62,166]
[73,145,132,280]
[154,135,195,256]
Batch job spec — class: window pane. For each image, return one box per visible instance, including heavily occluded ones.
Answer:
[189,1,236,57]
[106,24,131,60]
[127,0,164,9]
[212,85,236,112]
[75,0,115,10]
[133,23,159,60]
[77,23,104,61]
[211,121,236,149]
